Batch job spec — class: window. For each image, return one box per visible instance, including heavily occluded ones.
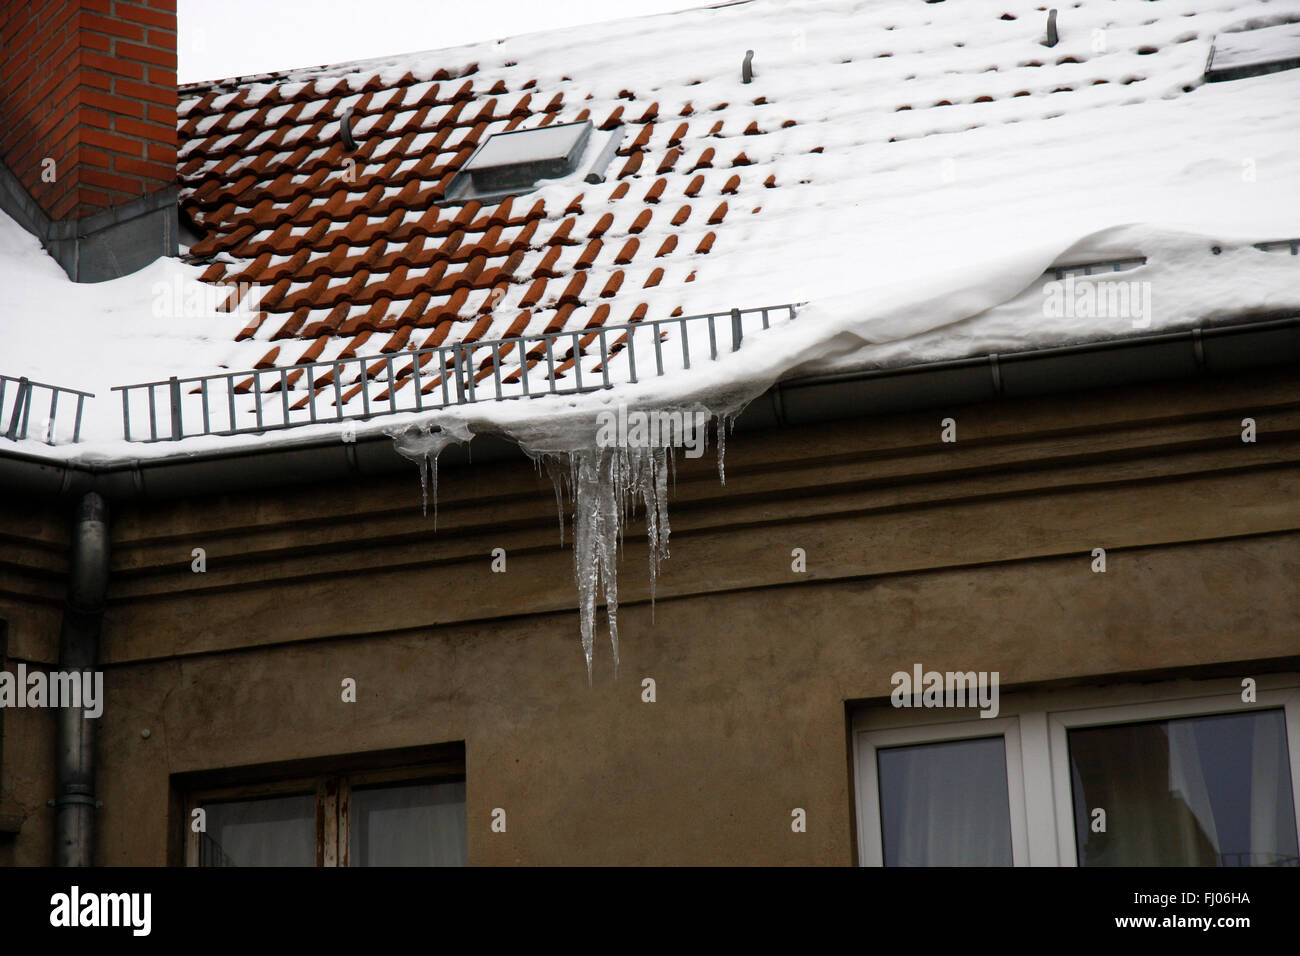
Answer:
[179,748,466,867]
[853,676,1300,866]
[445,120,622,203]
[1206,21,1300,82]
[1066,711,1297,866]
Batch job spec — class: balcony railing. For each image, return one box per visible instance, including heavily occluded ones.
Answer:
[0,374,93,445]
[111,304,799,442]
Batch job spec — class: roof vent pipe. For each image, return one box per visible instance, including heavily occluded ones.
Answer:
[742,49,755,84]
[340,106,357,152]
[1043,9,1059,48]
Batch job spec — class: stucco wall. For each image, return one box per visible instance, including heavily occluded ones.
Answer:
[3,366,1299,864]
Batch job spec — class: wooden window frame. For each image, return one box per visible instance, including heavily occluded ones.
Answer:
[182,758,465,867]
[852,673,1300,866]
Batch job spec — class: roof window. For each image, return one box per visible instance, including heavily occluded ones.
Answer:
[1206,20,1300,82]
[446,120,621,204]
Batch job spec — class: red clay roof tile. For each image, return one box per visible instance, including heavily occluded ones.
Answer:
[690,147,715,171]
[600,271,624,298]
[574,239,602,269]
[175,44,794,389]
[618,151,644,178]
[614,238,639,264]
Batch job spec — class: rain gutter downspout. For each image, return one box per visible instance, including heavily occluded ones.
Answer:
[52,491,109,866]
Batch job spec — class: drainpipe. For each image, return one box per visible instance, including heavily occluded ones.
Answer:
[51,492,109,866]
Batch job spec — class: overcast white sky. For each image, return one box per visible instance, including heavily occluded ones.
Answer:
[178,0,712,83]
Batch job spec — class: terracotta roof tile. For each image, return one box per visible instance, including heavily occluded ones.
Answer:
[614,238,639,264]
[574,239,602,269]
[625,124,653,153]
[617,151,643,178]
[690,147,715,171]
[600,271,624,298]
[558,273,586,306]
[174,30,800,391]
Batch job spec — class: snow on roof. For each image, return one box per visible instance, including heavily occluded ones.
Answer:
[3,0,1300,461]
[1207,18,1300,78]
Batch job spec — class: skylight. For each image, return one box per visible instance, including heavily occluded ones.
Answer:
[1206,21,1300,82]
[446,120,617,204]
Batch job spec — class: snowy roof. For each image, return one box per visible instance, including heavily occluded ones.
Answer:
[4,0,1300,459]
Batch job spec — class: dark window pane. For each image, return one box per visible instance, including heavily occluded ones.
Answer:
[1069,709,1299,866]
[877,736,1012,866]
[201,794,316,867]
[349,780,466,867]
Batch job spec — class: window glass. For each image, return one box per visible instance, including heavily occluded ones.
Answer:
[877,736,1013,866]
[201,793,316,867]
[349,780,467,867]
[1068,709,1299,866]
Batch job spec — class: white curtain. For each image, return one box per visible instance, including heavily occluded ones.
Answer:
[1249,713,1294,865]
[1071,710,1298,866]
[203,793,317,866]
[881,737,1012,866]
[1168,721,1220,855]
[349,781,467,866]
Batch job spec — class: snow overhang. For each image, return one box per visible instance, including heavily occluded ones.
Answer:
[3,311,1297,502]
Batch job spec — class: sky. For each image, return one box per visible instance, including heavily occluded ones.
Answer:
[178,0,714,83]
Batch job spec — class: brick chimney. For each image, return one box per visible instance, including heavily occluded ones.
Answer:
[0,0,178,281]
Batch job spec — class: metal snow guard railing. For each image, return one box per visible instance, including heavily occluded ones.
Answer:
[112,303,799,442]
[0,374,93,445]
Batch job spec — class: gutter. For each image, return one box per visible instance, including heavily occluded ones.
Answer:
[0,313,1297,502]
[51,492,109,867]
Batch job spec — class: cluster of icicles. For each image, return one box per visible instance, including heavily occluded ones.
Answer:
[387,405,734,682]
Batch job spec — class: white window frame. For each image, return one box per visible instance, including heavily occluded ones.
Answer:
[852,674,1300,867]
[855,717,1030,866]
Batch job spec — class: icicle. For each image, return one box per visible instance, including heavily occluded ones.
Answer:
[483,395,759,680]
[542,455,570,545]
[716,413,729,485]
[387,420,473,525]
